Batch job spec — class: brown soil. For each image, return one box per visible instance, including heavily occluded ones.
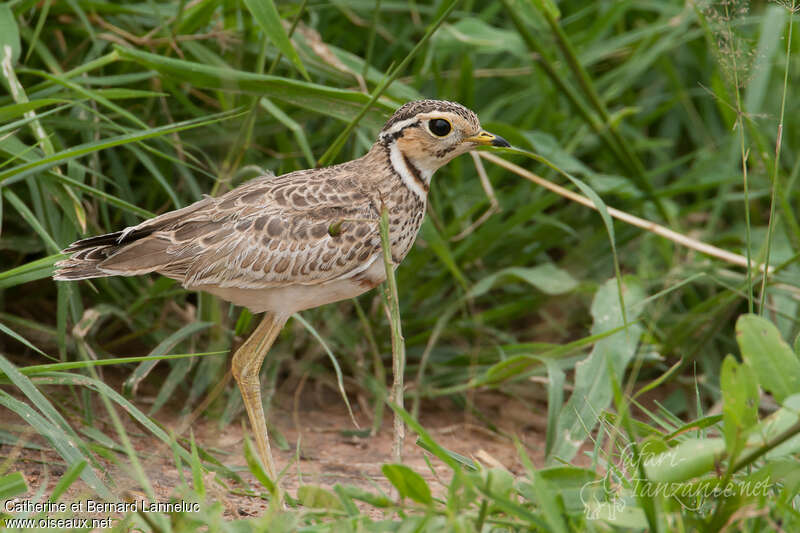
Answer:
[2,378,555,520]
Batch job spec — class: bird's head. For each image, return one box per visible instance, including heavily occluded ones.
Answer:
[377,100,509,184]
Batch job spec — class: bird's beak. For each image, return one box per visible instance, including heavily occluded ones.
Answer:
[463,130,510,148]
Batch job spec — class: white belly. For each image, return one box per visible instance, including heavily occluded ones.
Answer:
[194,256,388,314]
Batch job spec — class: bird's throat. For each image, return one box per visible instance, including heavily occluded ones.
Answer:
[388,142,432,199]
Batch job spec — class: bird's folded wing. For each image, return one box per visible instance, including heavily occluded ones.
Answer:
[97,174,384,288]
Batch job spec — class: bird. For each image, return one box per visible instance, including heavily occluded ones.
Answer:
[53,99,510,483]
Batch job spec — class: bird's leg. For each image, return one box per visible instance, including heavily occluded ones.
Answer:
[231,311,288,483]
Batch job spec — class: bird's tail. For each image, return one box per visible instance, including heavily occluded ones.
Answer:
[53,193,222,282]
[53,227,155,281]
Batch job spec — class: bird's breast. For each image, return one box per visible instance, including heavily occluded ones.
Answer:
[384,182,427,263]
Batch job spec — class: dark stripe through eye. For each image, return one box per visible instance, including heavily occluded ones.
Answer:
[429,119,451,136]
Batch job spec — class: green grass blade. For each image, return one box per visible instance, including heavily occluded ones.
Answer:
[0,471,27,500]
[122,321,214,397]
[0,389,113,499]
[317,0,460,166]
[114,45,393,128]
[0,109,245,185]
[0,255,60,290]
[48,460,86,502]
[31,372,197,466]
[293,313,358,428]
[0,321,47,357]
[11,350,227,377]
[243,0,310,81]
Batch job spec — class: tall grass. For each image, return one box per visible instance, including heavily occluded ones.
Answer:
[1,0,800,531]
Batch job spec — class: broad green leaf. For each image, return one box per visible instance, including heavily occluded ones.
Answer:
[492,145,627,323]
[243,0,309,80]
[382,464,433,504]
[721,355,759,456]
[736,314,800,403]
[297,485,344,510]
[644,438,726,483]
[548,276,645,463]
[470,263,578,297]
[749,394,800,459]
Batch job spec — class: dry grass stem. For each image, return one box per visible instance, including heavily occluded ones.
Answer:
[480,152,772,273]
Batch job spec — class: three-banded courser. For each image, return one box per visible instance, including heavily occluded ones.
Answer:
[54,99,509,482]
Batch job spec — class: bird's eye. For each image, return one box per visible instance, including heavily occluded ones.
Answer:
[428,118,452,137]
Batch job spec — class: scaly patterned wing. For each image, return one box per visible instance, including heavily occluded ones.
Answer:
[95,172,384,288]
